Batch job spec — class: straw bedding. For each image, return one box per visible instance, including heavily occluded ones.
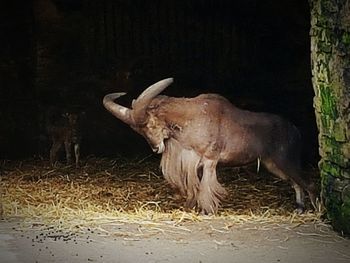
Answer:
[0,156,322,234]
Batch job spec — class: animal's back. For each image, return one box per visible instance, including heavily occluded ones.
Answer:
[151,93,300,164]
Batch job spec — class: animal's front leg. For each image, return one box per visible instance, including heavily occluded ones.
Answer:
[50,140,61,166]
[197,159,227,214]
[74,143,80,167]
[64,141,72,165]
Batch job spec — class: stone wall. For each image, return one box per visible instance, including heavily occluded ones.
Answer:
[310,0,350,235]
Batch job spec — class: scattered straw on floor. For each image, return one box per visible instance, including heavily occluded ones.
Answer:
[0,157,323,234]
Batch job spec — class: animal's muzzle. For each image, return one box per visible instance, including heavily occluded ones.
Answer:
[152,141,165,154]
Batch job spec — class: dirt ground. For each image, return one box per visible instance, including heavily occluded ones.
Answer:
[1,218,350,263]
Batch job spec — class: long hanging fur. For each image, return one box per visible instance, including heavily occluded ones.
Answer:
[197,162,227,214]
[160,138,201,209]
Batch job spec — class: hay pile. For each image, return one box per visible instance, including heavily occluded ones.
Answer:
[0,157,322,233]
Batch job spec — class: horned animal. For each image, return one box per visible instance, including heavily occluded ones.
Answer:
[46,108,83,167]
[103,78,317,214]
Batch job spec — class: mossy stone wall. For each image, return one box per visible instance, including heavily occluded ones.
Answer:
[310,0,350,235]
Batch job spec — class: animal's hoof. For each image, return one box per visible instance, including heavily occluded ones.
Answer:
[184,199,196,210]
[200,210,213,216]
[198,206,217,216]
[295,206,304,214]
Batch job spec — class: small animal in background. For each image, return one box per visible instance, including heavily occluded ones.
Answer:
[46,108,84,167]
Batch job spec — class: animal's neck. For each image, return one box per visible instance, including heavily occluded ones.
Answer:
[158,98,195,124]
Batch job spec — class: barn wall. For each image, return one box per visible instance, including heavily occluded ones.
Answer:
[82,0,311,95]
[83,0,258,92]
[0,0,36,158]
[310,0,350,235]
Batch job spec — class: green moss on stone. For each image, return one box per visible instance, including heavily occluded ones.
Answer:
[317,61,331,82]
[332,198,350,236]
[320,114,334,135]
[323,145,349,167]
[319,84,338,117]
[319,160,341,177]
[341,31,350,47]
[318,40,332,52]
[333,120,347,142]
[320,0,338,13]
[321,170,350,236]
[341,143,350,159]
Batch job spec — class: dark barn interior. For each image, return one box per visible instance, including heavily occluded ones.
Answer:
[3,1,350,261]
[0,0,319,166]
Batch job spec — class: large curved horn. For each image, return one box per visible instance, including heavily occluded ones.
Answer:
[103,92,135,125]
[132,78,173,123]
[103,78,173,126]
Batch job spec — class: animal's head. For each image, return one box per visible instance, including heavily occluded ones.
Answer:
[63,112,78,126]
[139,111,171,153]
[62,110,86,127]
[103,78,173,153]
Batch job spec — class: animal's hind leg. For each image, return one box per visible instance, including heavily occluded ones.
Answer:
[304,181,318,211]
[262,159,306,212]
[291,181,305,213]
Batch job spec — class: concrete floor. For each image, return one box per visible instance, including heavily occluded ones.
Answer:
[1,219,350,263]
